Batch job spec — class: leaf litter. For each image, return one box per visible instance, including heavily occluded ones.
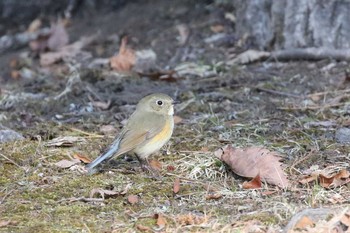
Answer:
[215,145,289,188]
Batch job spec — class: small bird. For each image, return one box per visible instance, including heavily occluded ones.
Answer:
[87,93,175,174]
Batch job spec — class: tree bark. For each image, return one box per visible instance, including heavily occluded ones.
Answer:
[233,0,350,50]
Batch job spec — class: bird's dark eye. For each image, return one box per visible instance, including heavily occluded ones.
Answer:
[157,100,163,106]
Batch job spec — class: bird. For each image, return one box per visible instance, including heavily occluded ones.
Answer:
[86,93,176,174]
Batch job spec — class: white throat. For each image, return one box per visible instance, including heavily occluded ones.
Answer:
[168,105,174,115]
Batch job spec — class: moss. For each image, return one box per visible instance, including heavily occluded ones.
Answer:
[240,212,279,225]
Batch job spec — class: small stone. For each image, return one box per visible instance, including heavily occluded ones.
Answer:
[335,128,350,144]
[0,129,24,143]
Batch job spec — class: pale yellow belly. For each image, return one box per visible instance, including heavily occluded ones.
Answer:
[134,118,174,159]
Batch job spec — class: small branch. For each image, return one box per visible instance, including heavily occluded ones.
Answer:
[0,153,27,171]
[57,197,105,203]
[229,48,350,64]
[255,87,303,98]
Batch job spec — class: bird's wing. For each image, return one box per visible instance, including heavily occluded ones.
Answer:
[116,112,166,155]
[86,112,165,174]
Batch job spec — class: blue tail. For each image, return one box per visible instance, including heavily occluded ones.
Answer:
[86,138,121,174]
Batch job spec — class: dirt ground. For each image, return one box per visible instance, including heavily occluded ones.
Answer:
[1,0,350,232]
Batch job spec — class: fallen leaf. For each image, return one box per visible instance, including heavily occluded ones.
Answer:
[261,190,278,196]
[299,174,318,184]
[210,24,225,33]
[155,213,167,228]
[173,178,180,194]
[138,70,181,82]
[227,49,270,65]
[340,213,350,227]
[55,159,80,168]
[0,220,18,227]
[176,24,190,45]
[294,216,315,229]
[242,174,262,189]
[40,35,95,66]
[136,225,152,232]
[173,115,183,124]
[319,169,350,188]
[29,34,50,53]
[90,188,120,199]
[167,165,175,171]
[205,193,222,200]
[10,70,20,79]
[99,125,118,135]
[27,18,42,33]
[48,19,69,51]
[46,136,86,147]
[73,153,92,163]
[110,36,136,72]
[215,145,289,188]
[176,213,208,226]
[127,195,139,205]
[149,159,162,171]
[90,100,111,110]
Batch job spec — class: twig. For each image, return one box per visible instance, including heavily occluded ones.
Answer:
[67,127,104,138]
[307,88,350,98]
[256,87,303,98]
[57,197,104,203]
[54,66,81,100]
[289,149,316,175]
[278,102,346,110]
[0,153,26,171]
[0,189,14,204]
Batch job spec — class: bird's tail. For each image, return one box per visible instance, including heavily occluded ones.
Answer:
[86,137,122,174]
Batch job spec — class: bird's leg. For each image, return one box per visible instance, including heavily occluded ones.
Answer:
[135,153,160,177]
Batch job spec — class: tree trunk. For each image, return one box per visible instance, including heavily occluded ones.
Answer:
[233,0,350,50]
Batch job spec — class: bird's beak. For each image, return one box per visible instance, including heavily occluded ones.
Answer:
[172,100,180,105]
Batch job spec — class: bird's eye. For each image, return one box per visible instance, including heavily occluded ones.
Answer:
[157,100,163,106]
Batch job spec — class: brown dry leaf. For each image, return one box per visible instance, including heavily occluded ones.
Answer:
[215,145,289,188]
[261,190,277,196]
[48,19,69,51]
[40,35,95,66]
[100,125,118,135]
[110,37,136,72]
[173,115,183,124]
[173,178,180,194]
[127,195,139,205]
[299,174,318,184]
[73,153,92,163]
[319,169,350,188]
[294,216,315,229]
[242,174,262,189]
[176,24,190,45]
[136,225,152,232]
[90,100,111,110]
[90,188,120,200]
[176,213,208,226]
[167,165,175,171]
[27,18,42,33]
[0,220,18,227]
[340,213,350,227]
[29,34,50,53]
[46,136,86,147]
[155,213,167,228]
[55,159,80,168]
[10,70,20,80]
[138,70,181,82]
[210,24,225,33]
[205,193,222,200]
[149,159,162,171]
